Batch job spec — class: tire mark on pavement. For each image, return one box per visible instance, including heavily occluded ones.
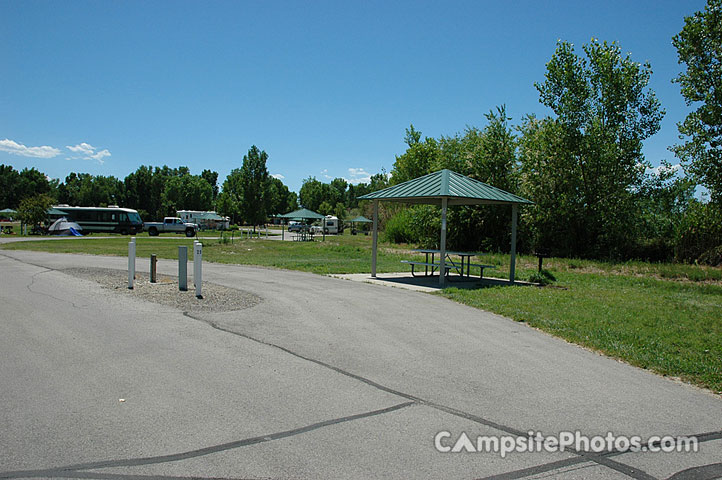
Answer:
[0,401,414,479]
[179,311,682,480]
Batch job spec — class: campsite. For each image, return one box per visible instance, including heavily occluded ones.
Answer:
[2,1,721,479]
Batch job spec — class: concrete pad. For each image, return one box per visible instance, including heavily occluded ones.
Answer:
[331,272,518,293]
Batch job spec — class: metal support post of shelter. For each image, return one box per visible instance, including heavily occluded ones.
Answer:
[371,200,378,277]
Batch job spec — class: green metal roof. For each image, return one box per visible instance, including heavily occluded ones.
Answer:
[0,208,16,214]
[277,208,325,220]
[358,169,533,206]
[348,215,372,223]
[47,208,68,216]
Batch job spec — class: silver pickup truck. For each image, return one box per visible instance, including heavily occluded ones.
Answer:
[144,217,198,237]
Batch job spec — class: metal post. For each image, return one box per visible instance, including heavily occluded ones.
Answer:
[439,197,448,288]
[150,254,157,283]
[127,238,136,289]
[510,204,518,284]
[371,200,378,277]
[178,246,187,291]
[265,225,268,239]
[322,217,326,241]
[282,224,285,241]
[194,241,203,298]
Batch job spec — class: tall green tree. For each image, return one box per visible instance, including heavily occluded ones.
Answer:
[526,39,664,257]
[391,125,439,184]
[218,168,243,223]
[299,177,324,211]
[267,177,296,214]
[238,145,270,227]
[0,165,21,209]
[672,0,722,201]
[161,174,213,215]
[16,194,54,229]
[58,173,123,207]
[201,169,219,200]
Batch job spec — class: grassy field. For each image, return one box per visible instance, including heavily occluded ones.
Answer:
[2,234,721,393]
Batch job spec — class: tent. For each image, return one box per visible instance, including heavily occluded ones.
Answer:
[48,217,83,236]
[358,169,533,286]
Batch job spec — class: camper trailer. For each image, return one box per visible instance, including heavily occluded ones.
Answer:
[322,215,343,234]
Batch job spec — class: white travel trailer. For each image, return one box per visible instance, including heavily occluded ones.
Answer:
[322,215,343,234]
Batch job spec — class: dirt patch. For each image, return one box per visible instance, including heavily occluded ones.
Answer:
[63,267,262,313]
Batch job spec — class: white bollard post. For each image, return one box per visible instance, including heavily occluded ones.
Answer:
[128,238,136,289]
[193,241,199,286]
[194,241,203,298]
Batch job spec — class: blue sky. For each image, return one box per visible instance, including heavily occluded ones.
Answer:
[0,0,705,193]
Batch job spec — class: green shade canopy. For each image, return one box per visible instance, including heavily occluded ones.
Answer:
[360,169,531,286]
[277,208,325,220]
[47,208,67,216]
[358,169,532,206]
[349,215,372,223]
[0,208,17,214]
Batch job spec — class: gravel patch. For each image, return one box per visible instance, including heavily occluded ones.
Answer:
[63,267,261,313]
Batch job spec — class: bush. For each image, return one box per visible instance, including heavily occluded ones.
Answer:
[383,205,440,246]
[383,208,415,244]
[528,269,556,286]
[674,201,722,264]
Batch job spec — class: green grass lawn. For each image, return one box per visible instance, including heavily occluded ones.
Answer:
[2,234,721,393]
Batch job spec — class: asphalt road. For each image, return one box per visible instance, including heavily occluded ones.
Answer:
[0,249,720,480]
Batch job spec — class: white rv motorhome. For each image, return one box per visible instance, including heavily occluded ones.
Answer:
[311,215,344,234]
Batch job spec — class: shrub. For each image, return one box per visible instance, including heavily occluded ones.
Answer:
[674,201,722,264]
[383,209,415,244]
[528,269,556,285]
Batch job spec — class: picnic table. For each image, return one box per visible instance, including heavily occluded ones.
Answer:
[401,249,495,280]
[292,230,315,242]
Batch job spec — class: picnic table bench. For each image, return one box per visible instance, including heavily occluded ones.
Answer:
[292,231,315,242]
[402,249,496,280]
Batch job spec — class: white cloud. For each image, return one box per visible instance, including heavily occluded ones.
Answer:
[345,167,372,185]
[66,143,111,164]
[270,173,285,180]
[90,149,111,164]
[66,142,96,156]
[647,163,681,176]
[0,139,61,158]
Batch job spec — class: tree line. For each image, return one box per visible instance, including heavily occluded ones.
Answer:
[0,145,389,228]
[384,1,721,265]
[0,155,299,226]
[3,1,720,265]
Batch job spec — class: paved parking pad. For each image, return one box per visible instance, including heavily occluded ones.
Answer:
[1,250,720,479]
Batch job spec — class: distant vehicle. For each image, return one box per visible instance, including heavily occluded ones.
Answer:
[51,206,143,235]
[323,216,343,234]
[287,221,308,233]
[309,216,343,235]
[144,217,198,237]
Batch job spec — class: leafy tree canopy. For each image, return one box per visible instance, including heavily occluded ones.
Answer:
[672,0,722,201]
